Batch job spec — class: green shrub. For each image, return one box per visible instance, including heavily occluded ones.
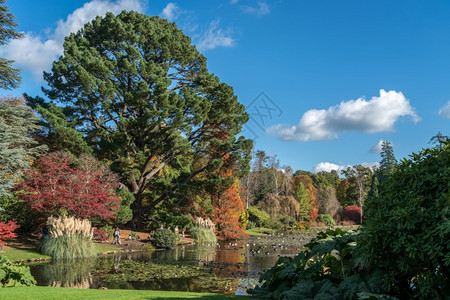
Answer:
[277,215,296,227]
[248,206,284,230]
[0,255,36,287]
[265,218,284,230]
[0,195,40,234]
[248,229,390,299]
[151,229,178,249]
[247,206,270,227]
[316,214,335,227]
[190,226,217,245]
[246,220,256,229]
[38,235,96,260]
[360,141,450,298]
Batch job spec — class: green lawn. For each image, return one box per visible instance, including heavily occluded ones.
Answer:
[1,246,51,261]
[245,227,276,236]
[0,287,249,299]
[94,243,122,253]
[1,242,121,262]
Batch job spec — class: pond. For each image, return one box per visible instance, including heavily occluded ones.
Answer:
[28,233,313,295]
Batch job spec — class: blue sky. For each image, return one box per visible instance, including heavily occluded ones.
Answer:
[4,0,450,173]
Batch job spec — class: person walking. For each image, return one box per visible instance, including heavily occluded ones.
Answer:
[113,227,121,244]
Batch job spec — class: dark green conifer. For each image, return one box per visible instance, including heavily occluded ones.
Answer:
[0,0,23,90]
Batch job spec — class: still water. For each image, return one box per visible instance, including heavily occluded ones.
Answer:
[29,234,312,295]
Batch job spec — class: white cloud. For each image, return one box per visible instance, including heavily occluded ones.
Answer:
[312,162,350,174]
[160,3,180,21]
[0,0,143,81]
[312,161,379,174]
[267,90,420,142]
[240,1,270,16]
[370,139,394,153]
[195,20,234,52]
[438,101,450,118]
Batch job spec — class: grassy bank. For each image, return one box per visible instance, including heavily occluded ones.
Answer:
[245,225,360,237]
[0,287,249,299]
[1,242,121,262]
[1,246,51,261]
[245,227,276,236]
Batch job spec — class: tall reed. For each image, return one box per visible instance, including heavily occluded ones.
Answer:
[190,226,217,245]
[38,216,95,260]
[194,217,216,231]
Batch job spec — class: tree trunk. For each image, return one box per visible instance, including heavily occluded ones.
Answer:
[130,193,143,229]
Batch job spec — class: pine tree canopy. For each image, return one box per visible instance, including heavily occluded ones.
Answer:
[0,0,23,90]
[37,11,252,227]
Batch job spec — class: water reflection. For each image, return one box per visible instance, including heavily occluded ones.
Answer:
[32,259,95,288]
[29,235,307,294]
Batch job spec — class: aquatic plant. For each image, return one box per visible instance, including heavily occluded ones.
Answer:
[93,258,238,294]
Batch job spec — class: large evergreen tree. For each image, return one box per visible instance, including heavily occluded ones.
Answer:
[379,140,397,180]
[295,182,310,221]
[0,96,45,197]
[0,0,23,90]
[37,11,252,228]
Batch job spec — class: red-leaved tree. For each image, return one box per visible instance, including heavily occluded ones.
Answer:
[0,220,19,246]
[343,205,362,224]
[210,145,248,239]
[18,151,120,220]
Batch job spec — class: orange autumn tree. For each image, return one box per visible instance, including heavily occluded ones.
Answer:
[212,168,247,239]
[207,125,251,239]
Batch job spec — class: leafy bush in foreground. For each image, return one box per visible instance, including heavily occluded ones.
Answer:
[151,229,178,249]
[250,142,450,299]
[0,255,36,287]
[248,229,391,299]
[359,141,450,299]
